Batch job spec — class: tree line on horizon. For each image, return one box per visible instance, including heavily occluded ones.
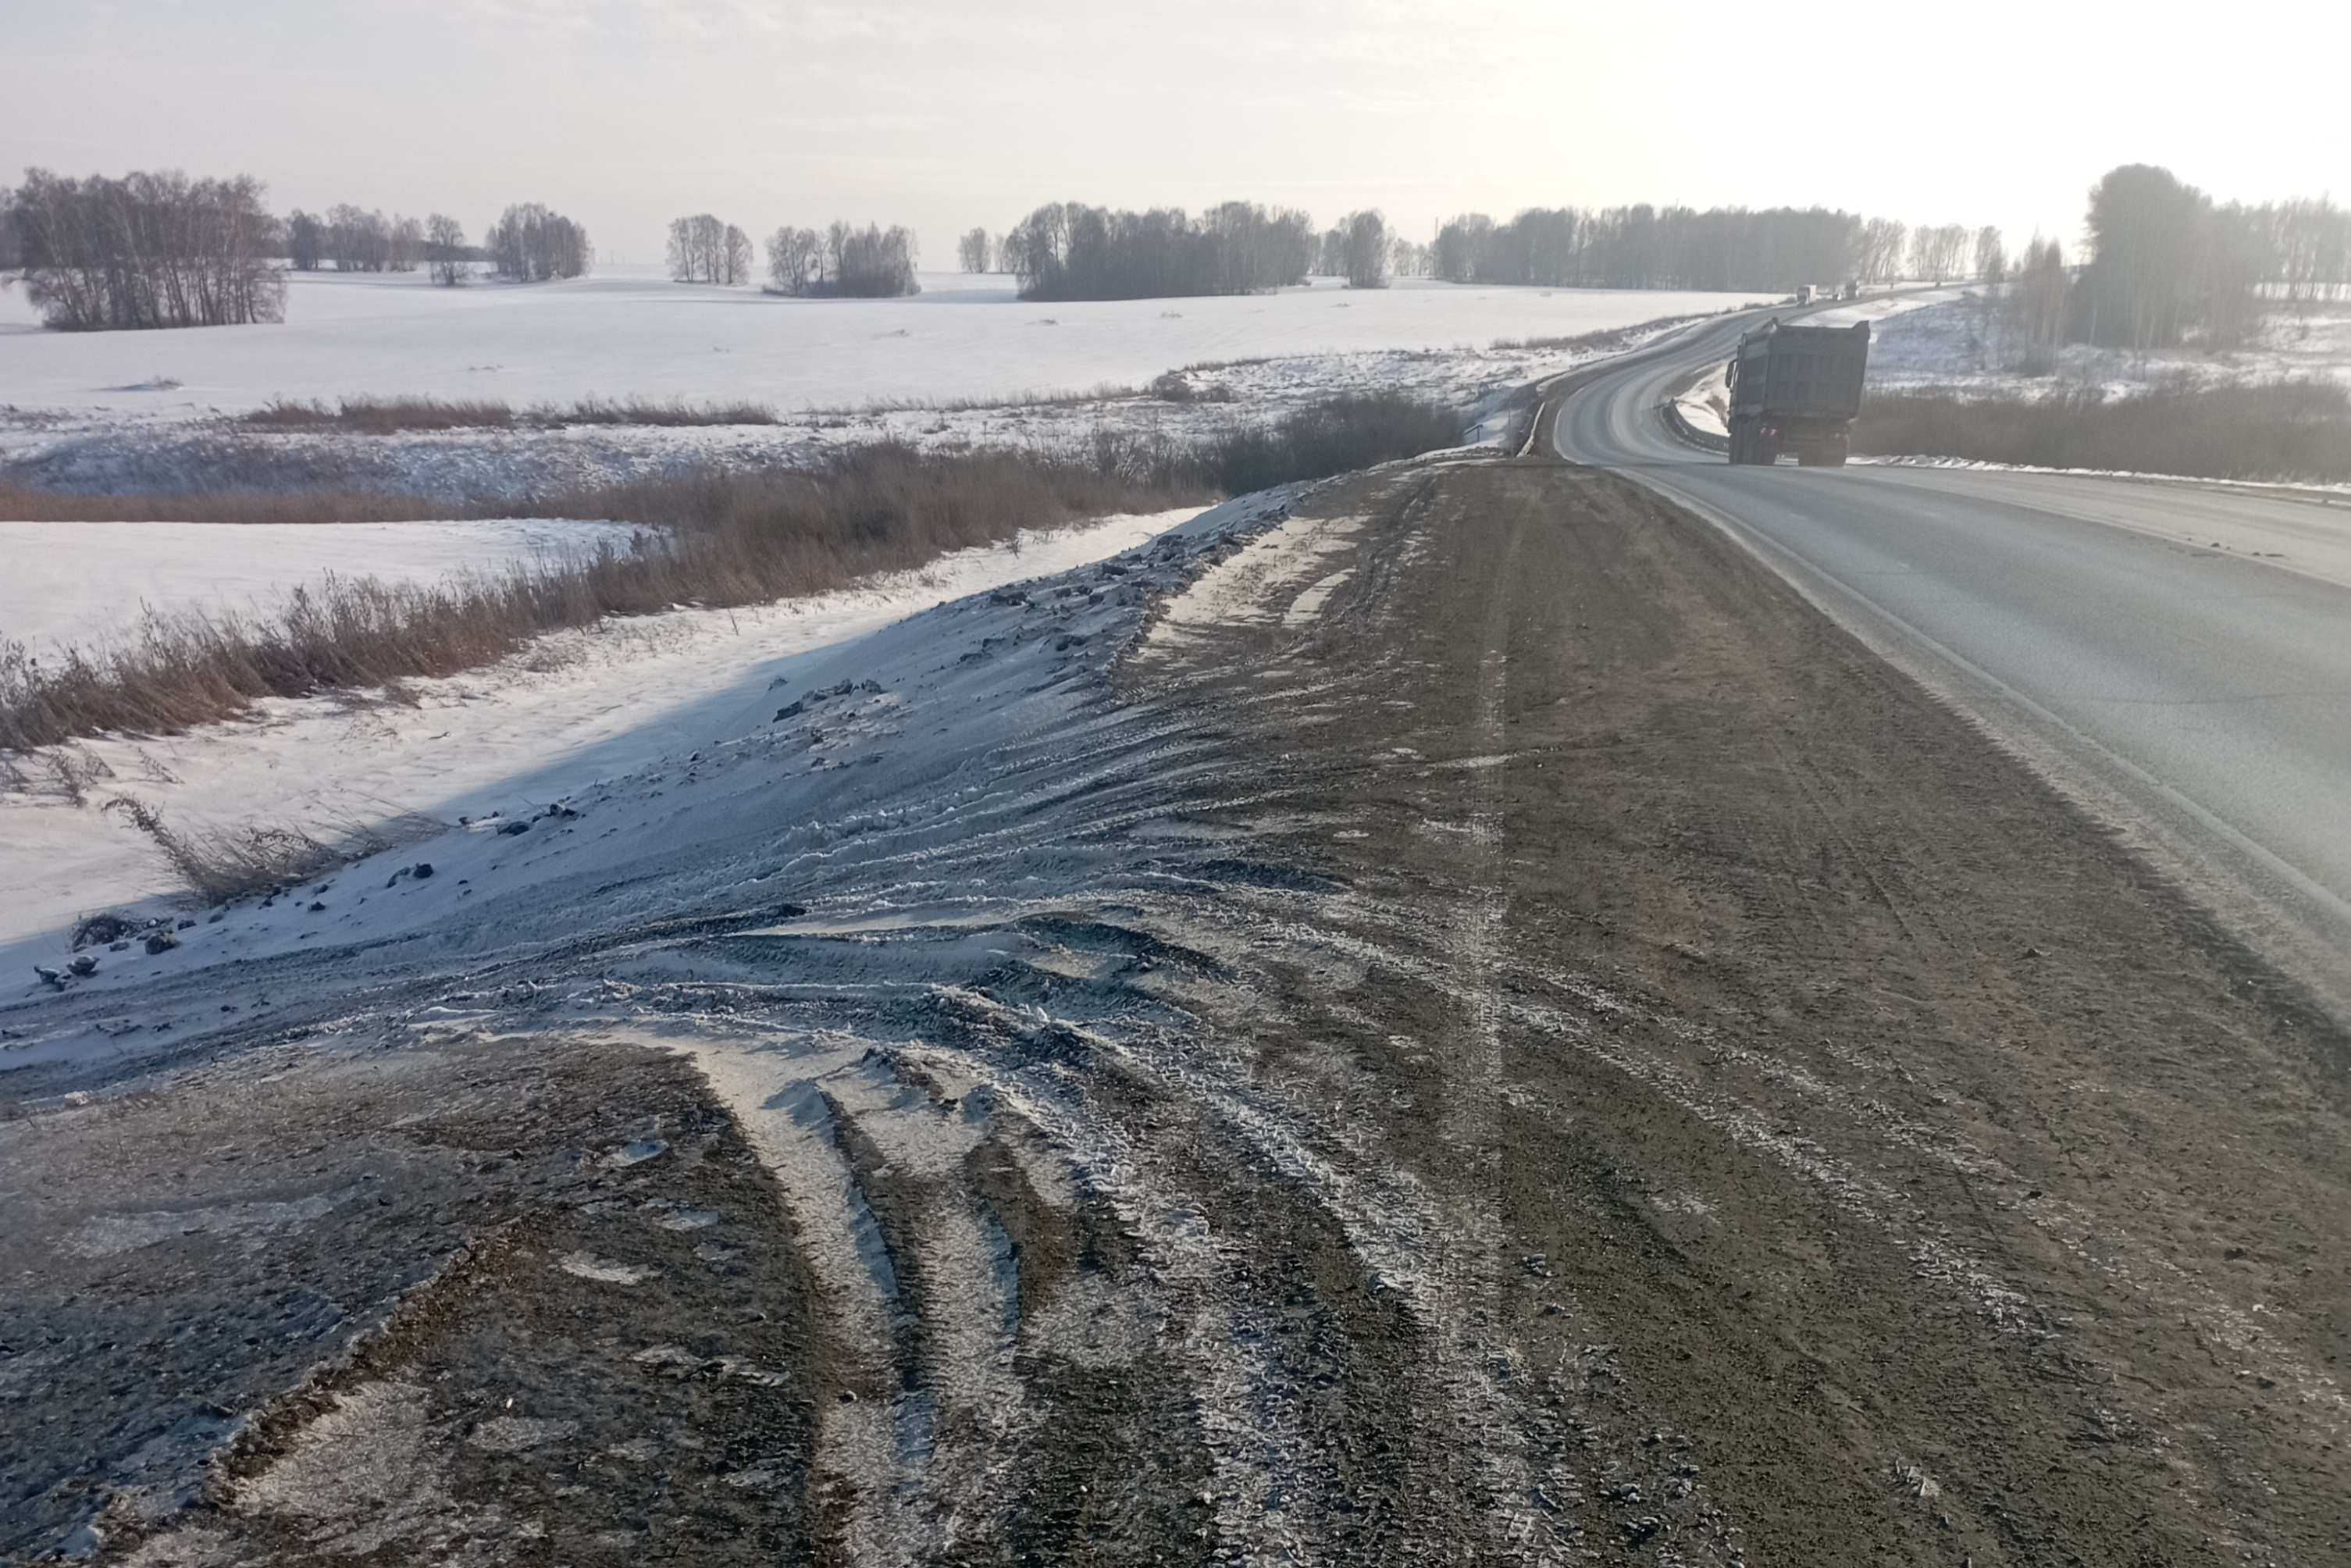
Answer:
[8,162,2348,336]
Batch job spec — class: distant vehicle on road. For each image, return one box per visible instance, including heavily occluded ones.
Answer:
[1794,284,1815,305]
[1726,318,1871,466]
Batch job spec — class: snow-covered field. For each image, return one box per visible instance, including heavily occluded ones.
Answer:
[0,265,1758,416]
[0,519,647,654]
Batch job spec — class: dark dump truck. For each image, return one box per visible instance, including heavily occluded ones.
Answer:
[1726,318,1871,465]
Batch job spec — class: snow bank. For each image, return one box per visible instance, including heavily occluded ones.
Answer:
[1671,362,1729,439]
[0,507,1200,959]
[0,519,646,654]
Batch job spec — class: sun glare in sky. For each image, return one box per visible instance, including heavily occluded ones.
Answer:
[9,0,2347,263]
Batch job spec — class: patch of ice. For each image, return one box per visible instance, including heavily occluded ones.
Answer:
[465,1416,575,1452]
[1144,511,1365,654]
[557,1252,654,1285]
[64,1192,340,1257]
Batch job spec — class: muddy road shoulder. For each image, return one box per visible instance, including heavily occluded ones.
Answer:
[1127,458,2351,1565]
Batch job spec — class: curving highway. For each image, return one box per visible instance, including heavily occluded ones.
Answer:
[1547,314,2351,1015]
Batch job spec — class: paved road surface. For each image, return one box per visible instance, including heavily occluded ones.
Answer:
[1551,316,2351,1012]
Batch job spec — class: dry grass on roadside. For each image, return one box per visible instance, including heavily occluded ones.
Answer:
[558,397,778,426]
[0,440,1208,750]
[1854,379,2351,483]
[1202,393,1459,494]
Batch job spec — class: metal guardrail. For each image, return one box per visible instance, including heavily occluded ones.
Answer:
[1660,395,1729,454]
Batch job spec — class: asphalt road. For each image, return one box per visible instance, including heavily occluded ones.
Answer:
[1550,315,2351,1013]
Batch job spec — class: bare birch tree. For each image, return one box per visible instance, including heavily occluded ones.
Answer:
[426,213,468,286]
[765,226,821,294]
[1338,210,1389,289]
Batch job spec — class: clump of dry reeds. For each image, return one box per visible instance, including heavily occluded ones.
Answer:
[103,794,342,903]
[247,397,515,433]
[1488,315,1698,353]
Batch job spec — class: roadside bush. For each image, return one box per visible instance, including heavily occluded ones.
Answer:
[1204,393,1459,494]
[102,795,341,904]
[1853,380,2351,483]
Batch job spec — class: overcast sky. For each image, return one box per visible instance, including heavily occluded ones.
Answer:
[10,0,2348,267]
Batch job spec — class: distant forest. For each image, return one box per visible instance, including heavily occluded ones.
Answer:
[2064,167,2349,352]
[1431,205,1900,291]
